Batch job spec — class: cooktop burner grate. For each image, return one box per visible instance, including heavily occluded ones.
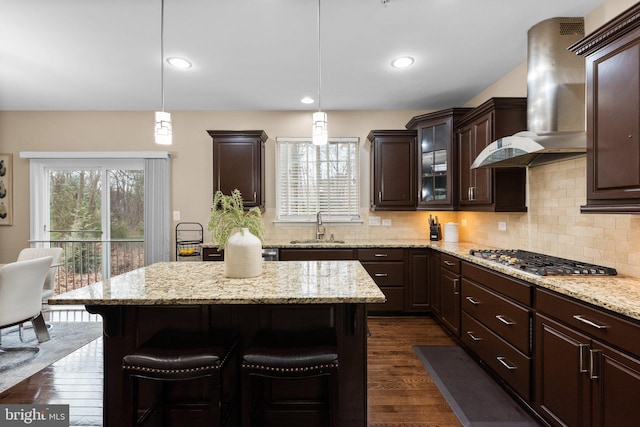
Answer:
[469,249,617,276]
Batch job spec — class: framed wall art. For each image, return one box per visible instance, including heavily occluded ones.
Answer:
[0,153,12,225]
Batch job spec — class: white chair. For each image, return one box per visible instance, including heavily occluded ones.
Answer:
[0,257,53,344]
[18,247,64,303]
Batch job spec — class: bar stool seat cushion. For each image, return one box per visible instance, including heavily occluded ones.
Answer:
[242,329,338,374]
[123,330,237,380]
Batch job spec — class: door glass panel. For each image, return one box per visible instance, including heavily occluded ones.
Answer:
[108,170,145,276]
[434,124,447,150]
[420,124,449,204]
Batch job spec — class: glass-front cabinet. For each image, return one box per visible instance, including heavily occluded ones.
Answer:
[406,108,471,210]
[420,123,449,203]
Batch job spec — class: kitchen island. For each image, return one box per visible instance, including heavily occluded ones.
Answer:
[49,261,386,427]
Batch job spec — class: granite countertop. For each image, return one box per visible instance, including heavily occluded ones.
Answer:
[429,241,640,322]
[200,238,640,320]
[48,261,386,306]
[203,239,433,249]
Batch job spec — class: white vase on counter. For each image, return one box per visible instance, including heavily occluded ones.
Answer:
[224,228,262,278]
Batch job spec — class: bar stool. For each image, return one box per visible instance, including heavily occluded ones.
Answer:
[240,328,339,427]
[122,329,238,427]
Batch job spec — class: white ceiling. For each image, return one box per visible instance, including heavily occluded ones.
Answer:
[0,0,602,111]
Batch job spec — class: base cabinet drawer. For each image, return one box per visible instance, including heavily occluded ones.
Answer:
[361,262,405,287]
[462,312,531,401]
[202,247,224,261]
[461,279,531,354]
[368,287,404,312]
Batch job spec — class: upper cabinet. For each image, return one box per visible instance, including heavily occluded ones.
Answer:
[368,130,417,210]
[570,4,640,213]
[207,130,268,209]
[457,98,528,212]
[406,108,472,210]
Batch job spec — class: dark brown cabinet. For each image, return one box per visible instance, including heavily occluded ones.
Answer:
[429,250,441,317]
[359,248,406,313]
[571,4,640,213]
[407,249,430,312]
[535,313,591,426]
[439,253,461,335]
[278,248,356,261]
[457,98,528,212]
[535,288,640,427]
[460,262,533,401]
[406,108,472,210]
[208,130,267,209]
[368,130,417,210]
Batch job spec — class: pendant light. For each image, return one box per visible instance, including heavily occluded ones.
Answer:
[155,0,172,145]
[312,0,327,145]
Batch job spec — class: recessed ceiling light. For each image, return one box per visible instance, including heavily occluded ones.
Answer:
[391,56,414,69]
[301,97,315,104]
[167,57,192,69]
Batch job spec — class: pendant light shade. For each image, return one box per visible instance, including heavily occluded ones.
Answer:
[312,0,327,145]
[155,0,172,145]
[312,111,328,145]
[155,111,172,145]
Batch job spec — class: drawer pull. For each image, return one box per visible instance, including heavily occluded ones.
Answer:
[495,314,515,326]
[465,296,481,305]
[466,331,482,341]
[573,315,608,330]
[497,356,518,370]
[374,273,388,278]
[207,253,222,258]
[590,349,601,380]
[579,344,589,373]
[374,253,388,257]
[444,260,455,266]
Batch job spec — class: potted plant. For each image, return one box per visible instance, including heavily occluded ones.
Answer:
[208,189,265,278]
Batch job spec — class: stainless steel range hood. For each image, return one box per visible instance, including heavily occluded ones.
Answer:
[472,17,586,169]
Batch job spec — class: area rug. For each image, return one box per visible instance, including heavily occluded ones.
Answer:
[0,322,103,393]
[414,345,541,427]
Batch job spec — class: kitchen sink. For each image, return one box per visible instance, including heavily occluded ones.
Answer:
[289,239,345,244]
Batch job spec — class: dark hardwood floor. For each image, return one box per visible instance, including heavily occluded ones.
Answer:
[1,313,461,426]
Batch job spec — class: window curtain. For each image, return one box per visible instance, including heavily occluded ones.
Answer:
[144,157,171,265]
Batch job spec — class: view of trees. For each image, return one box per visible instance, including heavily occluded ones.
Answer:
[49,169,144,239]
[47,169,145,292]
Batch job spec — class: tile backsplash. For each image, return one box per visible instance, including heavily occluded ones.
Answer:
[263,157,640,278]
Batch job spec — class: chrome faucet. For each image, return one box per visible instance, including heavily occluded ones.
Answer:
[316,211,325,240]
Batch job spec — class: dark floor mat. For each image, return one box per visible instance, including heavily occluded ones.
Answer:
[414,345,541,427]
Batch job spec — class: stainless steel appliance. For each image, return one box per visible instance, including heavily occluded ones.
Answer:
[469,249,617,276]
[262,248,279,261]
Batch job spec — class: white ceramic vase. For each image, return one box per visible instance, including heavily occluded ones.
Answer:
[224,228,262,278]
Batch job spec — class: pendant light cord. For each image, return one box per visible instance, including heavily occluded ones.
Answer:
[317,0,322,113]
[160,0,165,112]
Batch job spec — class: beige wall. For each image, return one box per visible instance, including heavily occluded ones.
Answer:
[2,0,638,278]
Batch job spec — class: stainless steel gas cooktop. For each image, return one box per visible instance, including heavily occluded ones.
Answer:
[469,249,617,276]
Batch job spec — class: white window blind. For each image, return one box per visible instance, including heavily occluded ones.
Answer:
[276,137,360,222]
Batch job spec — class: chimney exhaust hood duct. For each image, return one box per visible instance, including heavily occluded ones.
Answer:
[471,17,586,169]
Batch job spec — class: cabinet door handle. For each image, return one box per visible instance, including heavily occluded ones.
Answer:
[453,278,459,295]
[578,343,589,373]
[444,260,455,266]
[573,315,608,330]
[374,273,388,277]
[497,356,518,370]
[379,191,382,203]
[466,331,482,341]
[495,314,515,326]
[465,296,481,305]
[374,253,388,257]
[253,191,257,201]
[468,186,472,201]
[589,349,601,379]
